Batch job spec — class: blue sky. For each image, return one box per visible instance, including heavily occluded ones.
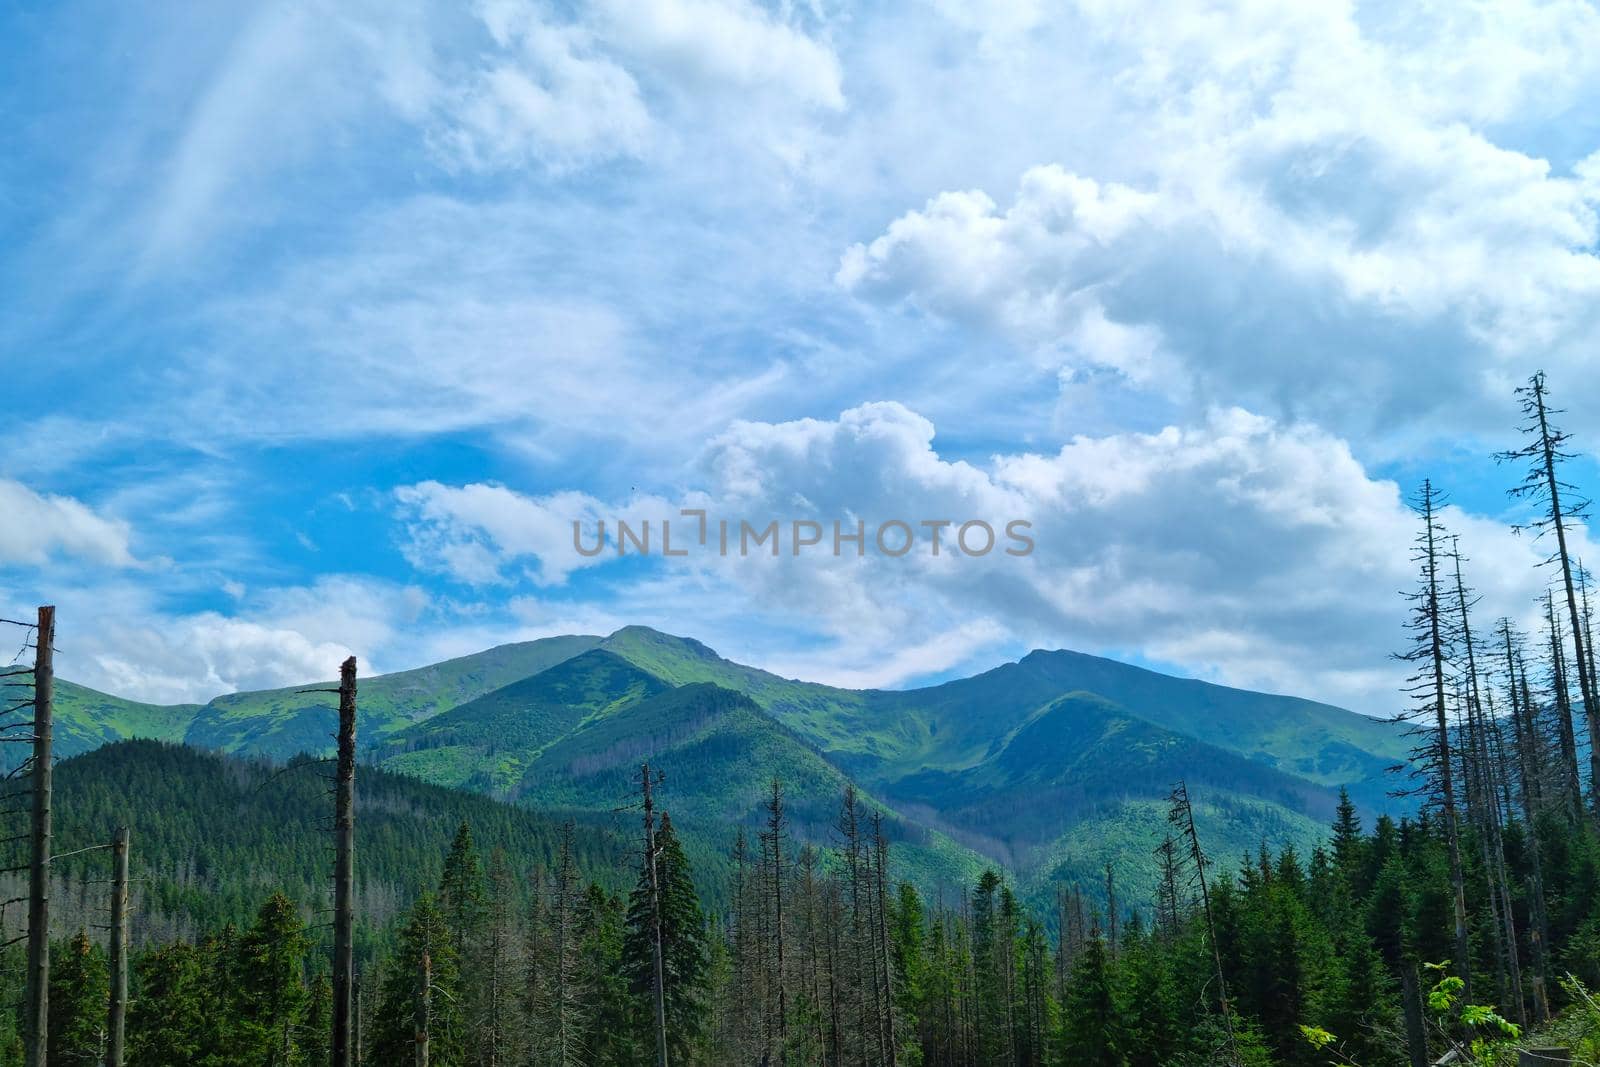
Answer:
[4,0,1600,711]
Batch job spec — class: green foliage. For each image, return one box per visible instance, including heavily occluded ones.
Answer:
[48,930,107,1065]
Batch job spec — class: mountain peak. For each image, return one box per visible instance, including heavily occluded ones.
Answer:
[602,625,723,662]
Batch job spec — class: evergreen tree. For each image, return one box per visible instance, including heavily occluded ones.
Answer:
[372,893,462,1066]
[1061,937,1124,1067]
[48,929,107,1065]
[127,943,209,1067]
[439,820,488,960]
[624,811,708,1063]
[232,891,311,1066]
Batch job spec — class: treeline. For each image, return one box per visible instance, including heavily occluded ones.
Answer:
[20,769,1600,1066]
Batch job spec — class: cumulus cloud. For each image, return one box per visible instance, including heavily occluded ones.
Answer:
[437,16,652,171]
[402,402,1584,709]
[28,576,432,705]
[840,0,1600,438]
[396,481,620,586]
[0,480,136,568]
[432,0,841,171]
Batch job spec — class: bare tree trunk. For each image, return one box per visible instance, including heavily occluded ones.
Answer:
[1501,623,1553,1021]
[642,764,669,1067]
[1170,780,1240,1067]
[872,813,896,1067]
[1520,375,1600,815]
[1543,594,1584,819]
[1104,862,1118,956]
[1419,489,1473,1000]
[25,604,53,1067]
[334,656,358,1067]
[416,951,431,1067]
[106,825,129,1067]
[1452,548,1524,1020]
[1400,963,1429,1067]
[767,778,788,1065]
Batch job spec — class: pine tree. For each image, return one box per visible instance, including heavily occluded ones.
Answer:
[625,811,708,1063]
[373,893,461,1066]
[439,821,487,962]
[1061,937,1124,1067]
[48,929,107,1065]
[127,943,209,1067]
[577,884,635,1065]
[233,892,311,1066]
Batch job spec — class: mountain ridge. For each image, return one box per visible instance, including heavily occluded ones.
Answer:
[42,626,1410,907]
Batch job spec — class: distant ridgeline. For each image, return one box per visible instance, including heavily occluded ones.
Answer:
[38,625,1413,914]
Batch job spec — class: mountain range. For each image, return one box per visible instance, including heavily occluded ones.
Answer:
[45,626,1413,909]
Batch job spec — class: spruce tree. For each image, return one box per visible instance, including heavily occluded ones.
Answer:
[1061,937,1124,1067]
[48,929,107,1064]
[127,943,209,1067]
[233,892,311,1066]
[624,811,708,1063]
[373,893,461,1066]
[438,821,487,961]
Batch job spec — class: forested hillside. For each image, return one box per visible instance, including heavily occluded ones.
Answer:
[34,628,1415,919]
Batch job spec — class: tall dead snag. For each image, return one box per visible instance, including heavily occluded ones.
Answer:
[763,777,789,1064]
[1501,620,1555,1022]
[1169,780,1239,1067]
[25,604,53,1067]
[415,950,431,1067]
[871,811,897,1067]
[1104,862,1118,956]
[1450,541,1525,1022]
[107,825,130,1067]
[1499,371,1600,816]
[1395,481,1472,1001]
[334,656,358,1067]
[1539,591,1584,820]
[640,763,669,1067]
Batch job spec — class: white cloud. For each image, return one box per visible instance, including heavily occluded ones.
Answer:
[396,481,619,586]
[0,480,136,568]
[590,0,843,110]
[400,402,1584,709]
[19,575,431,705]
[839,0,1600,439]
[430,0,841,171]
[437,17,652,171]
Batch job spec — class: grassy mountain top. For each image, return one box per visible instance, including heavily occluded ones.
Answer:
[0,680,203,772]
[182,633,602,757]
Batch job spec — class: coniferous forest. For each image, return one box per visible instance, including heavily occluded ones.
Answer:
[5,373,1600,1067]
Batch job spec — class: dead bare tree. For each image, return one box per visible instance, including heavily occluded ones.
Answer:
[641,762,669,1067]
[1169,779,1240,1067]
[25,605,54,1067]
[1498,371,1600,816]
[334,656,358,1067]
[107,825,130,1067]
[1393,482,1473,1000]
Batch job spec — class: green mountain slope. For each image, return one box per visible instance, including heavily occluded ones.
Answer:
[599,628,1406,811]
[881,691,1341,880]
[40,740,634,946]
[0,680,202,771]
[51,625,1412,908]
[375,648,669,790]
[182,634,601,757]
